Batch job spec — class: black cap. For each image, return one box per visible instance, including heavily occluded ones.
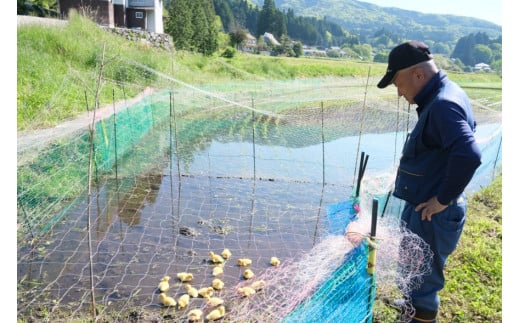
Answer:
[377,41,433,89]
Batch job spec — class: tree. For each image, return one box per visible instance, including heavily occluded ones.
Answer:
[352,44,373,61]
[190,0,208,52]
[373,52,387,63]
[165,0,194,51]
[451,33,477,66]
[200,0,219,55]
[490,59,502,75]
[256,35,268,52]
[293,41,303,57]
[256,0,286,39]
[280,34,294,57]
[431,42,451,56]
[165,0,218,55]
[229,28,248,49]
[18,0,59,16]
[213,0,235,32]
[473,44,493,64]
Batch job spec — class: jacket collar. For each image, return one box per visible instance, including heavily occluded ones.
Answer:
[414,70,447,114]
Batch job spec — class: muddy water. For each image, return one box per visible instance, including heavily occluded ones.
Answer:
[17,121,501,319]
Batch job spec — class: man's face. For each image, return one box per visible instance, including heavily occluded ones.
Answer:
[392,65,423,105]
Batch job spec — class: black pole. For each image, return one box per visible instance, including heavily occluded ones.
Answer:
[355,152,365,197]
[356,152,369,197]
[381,190,392,218]
[370,198,378,237]
[366,198,378,322]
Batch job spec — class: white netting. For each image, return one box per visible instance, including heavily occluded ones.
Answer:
[17,58,501,322]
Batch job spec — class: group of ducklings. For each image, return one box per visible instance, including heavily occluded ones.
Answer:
[156,248,281,321]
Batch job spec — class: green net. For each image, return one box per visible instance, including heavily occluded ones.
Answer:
[17,69,501,321]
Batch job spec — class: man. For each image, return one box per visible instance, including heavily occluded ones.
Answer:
[377,41,482,322]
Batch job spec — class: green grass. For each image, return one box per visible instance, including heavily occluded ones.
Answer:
[440,176,502,322]
[372,175,502,322]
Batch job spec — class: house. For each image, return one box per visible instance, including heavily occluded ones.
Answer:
[474,62,491,71]
[263,32,280,46]
[58,0,164,33]
[303,48,327,57]
[239,33,257,53]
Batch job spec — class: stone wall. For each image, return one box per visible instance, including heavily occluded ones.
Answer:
[101,26,173,51]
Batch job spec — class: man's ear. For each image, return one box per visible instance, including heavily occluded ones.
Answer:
[413,68,425,81]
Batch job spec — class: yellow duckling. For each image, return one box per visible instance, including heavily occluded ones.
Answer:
[185,283,199,298]
[212,264,224,276]
[177,272,194,282]
[237,286,256,297]
[159,292,177,307]
[209,251,225,264]
[206,305,225,321]
[212,278,225,290]
[237,258,252,267]
[270,256,281,266]
[206,296,224,307]
[198,286,215,298]
[187,308,203,322]
[158,275,171,292]
[251,279,266,291]
[243,268,254,280]
[221,248,232,260]
[177,293,190,309]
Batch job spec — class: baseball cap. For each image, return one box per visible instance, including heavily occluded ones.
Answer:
[377,41,433,89]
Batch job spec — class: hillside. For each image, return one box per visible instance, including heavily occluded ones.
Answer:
[248,0,501,49]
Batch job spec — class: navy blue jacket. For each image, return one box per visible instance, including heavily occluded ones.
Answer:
[393,71,482,205]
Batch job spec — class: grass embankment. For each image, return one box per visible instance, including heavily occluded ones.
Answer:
[17,13,502,321]
[440,176,502,322]
[17,12,502,131]
[372,175,502,322]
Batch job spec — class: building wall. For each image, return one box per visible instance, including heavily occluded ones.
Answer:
[126,0,163,33]
[126,8,146,30]
[148,0,163,33]
[59,0,163,33]
[114,4,125,27]
[59,0,114,27]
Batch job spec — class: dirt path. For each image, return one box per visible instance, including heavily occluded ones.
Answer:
[17,87,155,165]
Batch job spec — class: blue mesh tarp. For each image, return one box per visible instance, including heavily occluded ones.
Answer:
[325,198,359,235]
[283,198,375,323]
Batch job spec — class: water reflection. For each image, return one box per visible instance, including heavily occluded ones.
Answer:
[17,118,501,318]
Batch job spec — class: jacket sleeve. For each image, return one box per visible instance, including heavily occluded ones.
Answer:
[426,101,482,204]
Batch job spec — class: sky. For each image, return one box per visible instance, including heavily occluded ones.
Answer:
[360,0,502,26]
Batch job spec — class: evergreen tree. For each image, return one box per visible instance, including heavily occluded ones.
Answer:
[213,0,235,32]
[166,0,218,55]
[165,0,194,51]
[201,0,219,55]
[190,0,207,52]
[256,0,286,39]
[451,32,501,67]
[242,1,260,35]
[286,9,319,45]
